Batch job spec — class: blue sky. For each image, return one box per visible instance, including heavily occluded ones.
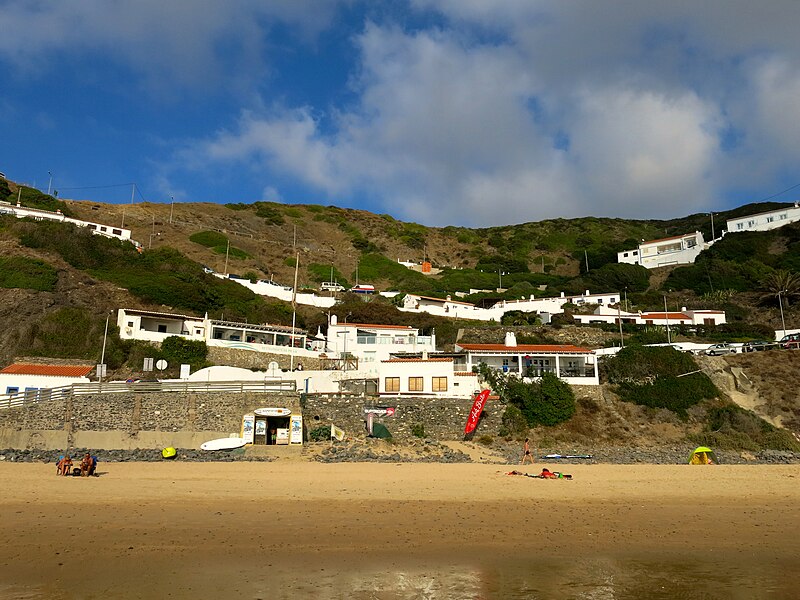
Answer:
[2,1,800,227]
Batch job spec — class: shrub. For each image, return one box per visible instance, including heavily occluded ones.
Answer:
[501,404,529,435]
[477,435,494,446]
[308,425,330,442]
[615,373,718,418]
[160,336,208,370]
[690,403,800,451]
[212,244,249,259]
[411,423,425,438]
[0,256,58,291]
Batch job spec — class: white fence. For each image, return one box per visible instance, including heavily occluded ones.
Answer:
[0,379,296,410]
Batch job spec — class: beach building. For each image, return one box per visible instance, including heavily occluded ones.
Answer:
[0,363,94,402]
[325,315,436,373]
[617,231,706,269]
[454,332,599,386]
[117,308,321,358]
[378,356,478,398]
[725,204,800,234]
[572,306,726,326]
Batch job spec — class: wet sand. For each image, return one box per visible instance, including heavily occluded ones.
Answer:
[1,462,799,599]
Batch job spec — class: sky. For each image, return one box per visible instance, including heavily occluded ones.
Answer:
[2,1,800,228]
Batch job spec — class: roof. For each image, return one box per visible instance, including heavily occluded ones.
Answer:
[642,232,698,246]
[454,371,478,376]
[335,322,414,331]
[726,205,797,222]
[0,363,94,377]
[456,343,592,354]
[641,312,690,320]
[411,294,475,307]
[381,357,453,363]
[122,308,199,321]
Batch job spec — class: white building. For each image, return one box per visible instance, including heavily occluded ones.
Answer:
[378,357,478,398]
[0,200,134,245]
[454,332,599,386]
[0,363,94,400]
[618,231,705,269]
[117,308,321,358]
[221,275,337,309]
[325,315,437,373]
[726,204,800,234]
[572,305,726,326]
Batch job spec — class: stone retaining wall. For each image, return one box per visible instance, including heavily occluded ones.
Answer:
[207,347,327,371]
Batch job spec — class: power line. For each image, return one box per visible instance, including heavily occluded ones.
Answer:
[57,182,135,191]
[754,182,800,203]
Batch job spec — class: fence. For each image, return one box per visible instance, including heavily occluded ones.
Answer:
[0,379,297,410]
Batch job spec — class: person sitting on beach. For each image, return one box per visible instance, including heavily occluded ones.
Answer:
[58,454,73,476]
[80,453,96,477]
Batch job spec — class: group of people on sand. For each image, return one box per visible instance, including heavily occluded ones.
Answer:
[56,452,97,477]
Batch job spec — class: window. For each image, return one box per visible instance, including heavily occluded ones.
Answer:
[780,213,788,220]
[112,228,122,235]
[408,377,423,392]
[5,387,19,395]
[767,216,774,223]
[737,223,744,230]
[157,324,167,333]
[623,252,629,257]
[385,377,400,392]
[127,321,134,327]
[432,377,448,392]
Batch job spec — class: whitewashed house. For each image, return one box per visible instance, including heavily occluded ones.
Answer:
[618,231,705,269]
[726,204,800,234]
[572,306,726,326]
[454,332,599,386]
[0,200,133,244]
[117,308,320,358]
[378,357,478,398]
[326,315,436,373]
[0,363,94,400]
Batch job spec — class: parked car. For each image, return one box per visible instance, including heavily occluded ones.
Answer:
[704,343,736,356]
[320,281,345,292]
[779,333,800,349]
[742,340,772,352]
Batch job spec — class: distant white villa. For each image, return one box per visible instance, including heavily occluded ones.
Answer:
[618,231,706,269]
[0,199,135,246]
[572,305,726,327]
[725,204,800,234]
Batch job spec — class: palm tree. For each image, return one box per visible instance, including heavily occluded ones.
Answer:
[759,270,800,307]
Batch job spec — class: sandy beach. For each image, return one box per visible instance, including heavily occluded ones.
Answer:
[1,462,799,599]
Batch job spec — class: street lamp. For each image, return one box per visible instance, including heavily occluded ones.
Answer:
[778,290,787,337]
[710,212,715,241]
[169,196,174,224]
[47,171,53,196]
[663,295,671,344]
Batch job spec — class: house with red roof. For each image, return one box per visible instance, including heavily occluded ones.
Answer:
[572,305,726,327]
[0,363,94,402]
[454,332,599,385]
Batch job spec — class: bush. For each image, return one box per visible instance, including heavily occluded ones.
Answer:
[615,373,718,418]
[308,425,330,442]
[160,336,208,370]
[501,404,529,435]
[477,435,494,446]
[690,404,800,451]
[0,256,58,291]
[411,423,425,438]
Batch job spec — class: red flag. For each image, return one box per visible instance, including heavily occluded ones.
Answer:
[464,389,490,435]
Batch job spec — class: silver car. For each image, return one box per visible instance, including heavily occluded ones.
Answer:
[704,343,736,356]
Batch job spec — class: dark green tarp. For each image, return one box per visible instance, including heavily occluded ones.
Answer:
[370,422,392,439]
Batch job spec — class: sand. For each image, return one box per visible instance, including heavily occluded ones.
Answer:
[1,462,799,599]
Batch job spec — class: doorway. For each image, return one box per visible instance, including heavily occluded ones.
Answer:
[254,416,291,445]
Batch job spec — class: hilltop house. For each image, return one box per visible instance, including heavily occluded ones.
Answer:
[725,204,800,234]
[453,332,599,386]
[617,231,706,269]
[0,363,94,401]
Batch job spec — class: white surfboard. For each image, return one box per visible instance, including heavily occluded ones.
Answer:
[253,407,292,417]
[200,437,247,451]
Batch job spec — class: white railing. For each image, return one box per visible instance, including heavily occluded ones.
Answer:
[0,379,297,410]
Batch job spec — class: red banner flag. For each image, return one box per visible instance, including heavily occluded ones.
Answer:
[464,389,490,435]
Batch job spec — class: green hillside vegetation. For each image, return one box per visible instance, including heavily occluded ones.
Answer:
[0,256,58,291]
[189,230,250,259]
[0,181,75,218]
[13,219,295,325]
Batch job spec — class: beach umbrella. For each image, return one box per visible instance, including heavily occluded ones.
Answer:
[161,447,177,460]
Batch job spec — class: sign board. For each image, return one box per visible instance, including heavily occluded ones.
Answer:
[155,359,168,371]
[143,357,154,372]
[364,406,395,416]
[290,414,303,444]
[254,407,292,417]
[241,414,255,444]
[179,364,191,380]
[96,364,107,377]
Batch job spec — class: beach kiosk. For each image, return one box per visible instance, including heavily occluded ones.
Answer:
[242,408,302,446]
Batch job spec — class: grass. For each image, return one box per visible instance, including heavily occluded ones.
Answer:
[0,256,58,291]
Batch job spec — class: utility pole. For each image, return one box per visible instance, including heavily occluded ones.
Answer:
[290,252,299,371]
[664,295,671,344]
[778,290,787,337]
[130,183,136,204]
[584,250,589,273]
[47,171,53,196]
[169,196,174,224]
[223,239,230,276]
[617,303,624,348]
[710,212,715,240]
[99,314,110,382]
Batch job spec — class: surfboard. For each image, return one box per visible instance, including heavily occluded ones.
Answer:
[200,437,247,451]
[253,407,292,417]
[543,454,593,459]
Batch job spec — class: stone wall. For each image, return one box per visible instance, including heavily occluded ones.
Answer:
[207,347,327,371]
[302,394,504,440]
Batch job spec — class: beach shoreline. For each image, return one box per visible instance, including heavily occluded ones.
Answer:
[2,462,799,599]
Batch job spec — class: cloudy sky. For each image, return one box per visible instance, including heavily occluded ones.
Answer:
[2,1,800,227]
